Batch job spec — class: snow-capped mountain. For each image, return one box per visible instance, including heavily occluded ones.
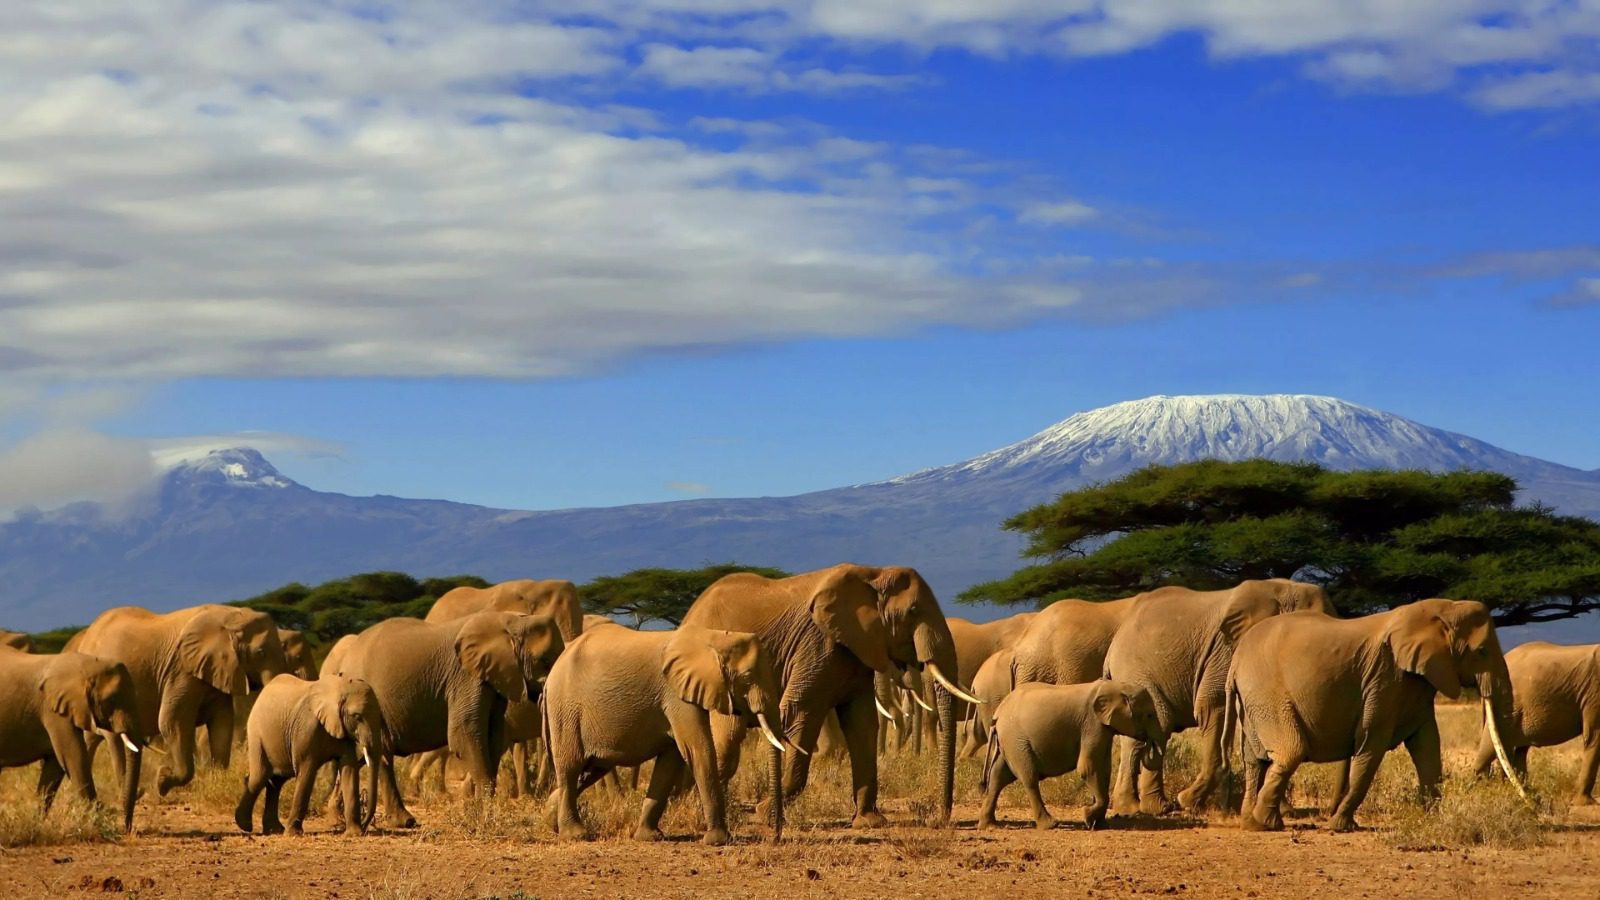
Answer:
[1,394,1596,629]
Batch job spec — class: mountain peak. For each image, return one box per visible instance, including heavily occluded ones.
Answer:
[882,393,1562,487]
[164,447,295,489]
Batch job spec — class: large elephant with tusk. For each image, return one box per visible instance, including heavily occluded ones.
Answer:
[544,624,788,845]
[681,563,979,827]
[1229,599,1522,832]
[65,604,287,795]
[0,650,147,832]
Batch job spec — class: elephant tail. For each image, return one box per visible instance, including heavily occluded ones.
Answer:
[1221,666,1241,776]
[979,720,1003,794]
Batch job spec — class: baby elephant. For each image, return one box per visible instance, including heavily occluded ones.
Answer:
[979,680,1165,830]
[235,673,385,835]
[544,623,791,845]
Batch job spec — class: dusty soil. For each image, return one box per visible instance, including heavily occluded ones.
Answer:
[3,796,1597,899]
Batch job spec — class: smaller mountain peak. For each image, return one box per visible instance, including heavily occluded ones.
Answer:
[165,447,294,488]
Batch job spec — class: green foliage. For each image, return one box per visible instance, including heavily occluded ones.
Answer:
[25,626,83,654]
[229,571,488,648]
[961,460,1600,624]
[579,563,792,627]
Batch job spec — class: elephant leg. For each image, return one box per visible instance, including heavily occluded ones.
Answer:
[205,699,235,769]
[635,750,685,841]
[977,758,1014,829]
[838,694,887,829]
[1470,730,1497,779]
[1178,709,1225,812]
[262,776,286,835]
[1245,753,1301,832]
[1112,735,1141,815]
[235,754,268,833]
[1240,756,1262,821]
[1512,745,1530,780]
[343,758,363,834]
[509,741,526,799]
[287,756,323,835]
[1013,755,1054,831]
[1404,717,1443,807]
[677,719,730,846]
[157,718,198,796]
[1136,741,1169,814]
[1083,757,1111,830]
[379,753,417,829]
[1327,750,1382,833]
[1578,726,1600,804]
[1321,759,1350,819]
[37,757,66,815]
[552,760,592,841]
[324,765,344,821]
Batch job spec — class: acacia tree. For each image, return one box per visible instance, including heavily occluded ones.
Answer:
[960,460,1600,626]
[579,563,792,628]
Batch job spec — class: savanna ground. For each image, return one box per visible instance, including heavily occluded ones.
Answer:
[2,703,1597,899]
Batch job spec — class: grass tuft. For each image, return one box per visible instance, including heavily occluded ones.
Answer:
[1389,776,1553,850]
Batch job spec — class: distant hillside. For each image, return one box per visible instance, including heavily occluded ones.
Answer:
[2,394,1596,630]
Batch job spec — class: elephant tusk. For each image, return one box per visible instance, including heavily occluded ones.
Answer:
[785,738,810,757]
[907,689,934,713]
[756,713,787,753]
[121,734,140,755]
[1484,698,1531,803]
[927,663,984,706]
[874,698,896,721]
[363,747,372,768]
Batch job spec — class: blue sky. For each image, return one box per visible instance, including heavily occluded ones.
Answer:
[1,2,1597,513]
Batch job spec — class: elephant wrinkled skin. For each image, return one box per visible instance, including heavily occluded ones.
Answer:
[236,673,385,835]
[0,649,145,831]
[681,564,972,826]
[979,680,1165,831]
[1103,579,1332,814]
[65,604,287,795]
[1471,640,1600,802]
[544,624,787,845]
[427,579,584,642]
[1230,599,1518,832]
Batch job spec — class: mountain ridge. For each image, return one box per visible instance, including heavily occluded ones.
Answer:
[2,394,1597,630]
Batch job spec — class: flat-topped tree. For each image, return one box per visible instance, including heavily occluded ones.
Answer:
[579,563,792,628]
[961,459,1600,626]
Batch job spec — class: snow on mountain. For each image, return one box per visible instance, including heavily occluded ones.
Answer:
[882,394,1573,488]
[161,448,296,489]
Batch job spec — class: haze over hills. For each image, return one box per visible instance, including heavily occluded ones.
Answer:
[2,394,1597,630]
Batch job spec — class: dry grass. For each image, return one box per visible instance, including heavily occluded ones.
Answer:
[1389,777,1550,850]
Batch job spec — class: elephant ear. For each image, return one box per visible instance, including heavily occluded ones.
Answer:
[454,614,527,702]
[177,613,246,694]
[1090,682,1122,728]
[1219,585,1280,644]
[311,677,347,741]
[810,571,893,672]
[1389,610,1462,699]
[663,627,739,714]
[41,665,96,731]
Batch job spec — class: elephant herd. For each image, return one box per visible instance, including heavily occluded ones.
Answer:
[1,566,1597,847]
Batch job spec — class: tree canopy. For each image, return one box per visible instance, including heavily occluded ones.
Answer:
[579,563,792,627]
[959,460,1600,626]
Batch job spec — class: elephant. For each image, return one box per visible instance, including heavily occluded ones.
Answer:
[1009,597,1141,686]
[1471,641,1600,802]
[235,673,384,835]
[427,579,584,642]
[0,650,146,831]
[65,604,287,795]
[582,614,619,631]
[411,580,585,796]
[1229,600,1521,832]
[323,611,564,827]
[947,612,1036,754]
[544,623,790,845]
[2,629,31,651]
[978,680,1165,831]
[234,628,318,746]
[680,563,980,827]
[1102,579,1332,814]
[968,648,1018,750]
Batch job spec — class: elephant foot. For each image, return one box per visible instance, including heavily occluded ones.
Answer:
[262,821,285,836]
[632,825,664,842]
[1328,813,1358,833]
[1138,796,1170,816]
[1238,813,1268,832]
[234,806,254,834]
[851,810,889,829]
[1176,786,1211,813]
[381,813,417,830]
[976,814,996,830]
[156,770,182,797]
[1034,813,1057,831]
[1084,808,1107,831]
[557,825,591,843]
[1111,796,1140,817]
[287,823,304,836]
[702,827,731,847]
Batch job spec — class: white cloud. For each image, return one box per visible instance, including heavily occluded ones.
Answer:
[147,433,346,470]
[1019,200,1099,226]
[0,429,157,514]
[1474,70,1600,110]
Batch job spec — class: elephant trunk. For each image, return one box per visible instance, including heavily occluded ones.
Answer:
[361,750,381,832]
[911,621,961,826]
[935,685,955,825]
[768,736,784,843]
[121,734,142,833]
